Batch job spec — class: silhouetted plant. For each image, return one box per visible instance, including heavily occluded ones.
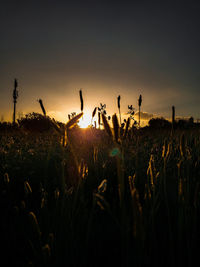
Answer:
[66,112,83,129]
[148,117,171,129]
[188,116,194,125]
[92,107,97,118]
[98,112,101,129]
[38,99,46,116]
[0,121,17,132]
[18,112,56,132]
[117,95,121,125]
[91,107,97,126]
[172,106,175,133]
[123,117,130,138]
[138,94,142,128]
[102,113,112,138]
[68,112,77,120]
[98,103,106,115]
[126,105,137,128]
[112,113,120,143]
[79,89,84,112]
[98,103,107,129]
[176,117,194,129]
[12,79,18,124]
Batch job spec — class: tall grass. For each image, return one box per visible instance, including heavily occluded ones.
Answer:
[1,112,200,267]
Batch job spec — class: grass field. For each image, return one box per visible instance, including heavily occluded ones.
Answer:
[1,120,200,267]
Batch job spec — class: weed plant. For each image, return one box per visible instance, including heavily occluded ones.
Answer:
[0,121,200,267]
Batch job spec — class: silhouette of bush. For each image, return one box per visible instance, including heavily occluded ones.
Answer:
[177,117,194,129]
[0,122,20,132]
[188,117,194,124]
[18,112,56,132]
[148,117,171,129]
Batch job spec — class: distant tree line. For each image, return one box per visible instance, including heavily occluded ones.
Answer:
[0,113,63,133]
[148,116,195,129]
[0,112,198,133]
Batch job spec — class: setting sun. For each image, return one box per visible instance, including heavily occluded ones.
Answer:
[78,113,92,128]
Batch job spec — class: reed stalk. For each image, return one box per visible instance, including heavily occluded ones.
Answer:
[123,117,130,138]
[138,95,142,128]
[172,106,175,133]
[79,89,83,112]
[38,99,46,116]
[91,107,97,125]
[112,113,120,143]
[118,95,121,125]
[13,79,18,124]
[98,112,101,129]
[102,113,112,138]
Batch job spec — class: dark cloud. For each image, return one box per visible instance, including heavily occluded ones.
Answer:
[0,1,200,121]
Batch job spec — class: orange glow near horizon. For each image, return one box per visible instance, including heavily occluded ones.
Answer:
[78,112,93,128]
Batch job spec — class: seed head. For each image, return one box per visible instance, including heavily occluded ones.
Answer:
[117,95,121,109]
[102,113,113,138]
[138,95,142,107]
[112,114,120,143]
[123,117,130,138]
[92,107,97,118]
[66,112,83,129]
[79,89,83,112]
[38,99,46,116]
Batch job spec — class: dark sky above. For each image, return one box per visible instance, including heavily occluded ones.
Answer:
[1,0,200,122]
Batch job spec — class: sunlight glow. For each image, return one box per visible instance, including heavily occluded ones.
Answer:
[78,113,92,128]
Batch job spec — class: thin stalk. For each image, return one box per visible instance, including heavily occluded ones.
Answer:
[118,95,121,125]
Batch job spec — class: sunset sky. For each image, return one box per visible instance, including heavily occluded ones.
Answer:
[0,0,200,123]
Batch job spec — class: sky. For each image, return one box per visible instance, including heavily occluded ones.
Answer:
[0,0,200,123]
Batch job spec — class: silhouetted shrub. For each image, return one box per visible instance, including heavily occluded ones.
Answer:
[18,112,57,132]
[177,117,194,129]
[148,117,171,129]
[0,122,18,132]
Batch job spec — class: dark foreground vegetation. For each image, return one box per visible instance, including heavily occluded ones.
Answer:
[1,114,200,267]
